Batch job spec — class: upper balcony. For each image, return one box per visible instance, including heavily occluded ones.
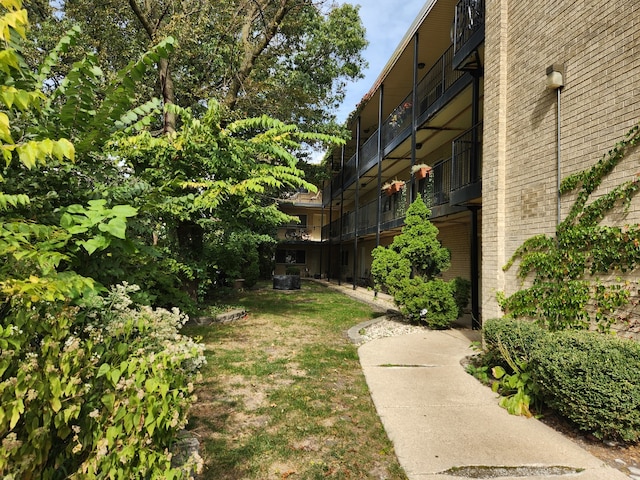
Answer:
[322,122,482,241]
[452,0,485,70]
[323,43,471,205]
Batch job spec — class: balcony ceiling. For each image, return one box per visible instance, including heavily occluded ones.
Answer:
[354,0,459,134]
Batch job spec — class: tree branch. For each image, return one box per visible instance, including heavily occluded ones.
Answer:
[128,0,156,40]
[224,0,294,110]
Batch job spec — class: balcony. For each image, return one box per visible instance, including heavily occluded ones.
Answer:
[416,45,464,122]
[324,46,470,202]
[323,185,409,241]
[277,225,323,243]
[450,122,482,205]
[452,0,485,70]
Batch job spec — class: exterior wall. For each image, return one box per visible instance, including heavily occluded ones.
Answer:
[275,197,327,277]
[438,221,471,281]
[482,0,640,320]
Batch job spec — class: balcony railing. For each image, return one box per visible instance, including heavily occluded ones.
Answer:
[451,122,482,191]
[360,130,379,173]
[452,0,485,56]
[424,158,451,207]
[277,225,323,242]
[326,43,468,195]
[416,45,463,117]
[382,92,413,149]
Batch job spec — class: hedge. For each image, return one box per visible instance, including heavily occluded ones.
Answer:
[481,318,640,441]
[530,330,640,442]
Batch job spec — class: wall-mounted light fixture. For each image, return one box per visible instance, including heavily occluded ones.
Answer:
[417,62,426,69]
[546,63,564,90]
[415,142,423,150]
[547,63,565,226]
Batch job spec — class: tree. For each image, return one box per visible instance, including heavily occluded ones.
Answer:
[371,197,460,328]
[39,0,367,133]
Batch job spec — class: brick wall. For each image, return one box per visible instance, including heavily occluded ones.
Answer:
[482,0,640,321]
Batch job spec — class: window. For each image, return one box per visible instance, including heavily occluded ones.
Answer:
[276,249,306,264]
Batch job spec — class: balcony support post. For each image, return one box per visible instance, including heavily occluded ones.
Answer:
[471,70,481,181]
[470,205,481,329]
[376,86,384,248]
[353,116,361,290]
[410,32,419,203]
[338,145,345,286]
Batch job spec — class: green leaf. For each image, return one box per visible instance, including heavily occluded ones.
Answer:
[101,393,115,411]
[97,363,110,378]
[80,234,109,254]
[101,217,127,239]
[111,204,138,218]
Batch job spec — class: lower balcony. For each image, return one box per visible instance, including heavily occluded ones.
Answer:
[277,225,322,243]
[450,122,482,205]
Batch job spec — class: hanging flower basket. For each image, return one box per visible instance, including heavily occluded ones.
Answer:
[412,164,432,180]
[390,180,403,194]
[382,180,404,196]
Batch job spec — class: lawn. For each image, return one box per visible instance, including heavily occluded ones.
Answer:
[184,280,408,479]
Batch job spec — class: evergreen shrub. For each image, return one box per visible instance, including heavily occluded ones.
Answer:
[531,330,640,442]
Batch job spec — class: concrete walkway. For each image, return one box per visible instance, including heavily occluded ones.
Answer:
[358,329,630,480]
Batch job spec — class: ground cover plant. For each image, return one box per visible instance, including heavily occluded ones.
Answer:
[184,281,408,480]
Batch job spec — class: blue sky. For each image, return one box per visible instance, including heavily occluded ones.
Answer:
[335,0,427,123]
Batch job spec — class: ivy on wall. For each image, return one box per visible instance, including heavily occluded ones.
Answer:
[499,123,640,332]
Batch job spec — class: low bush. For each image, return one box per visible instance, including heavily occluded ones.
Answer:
[395,278,457,329]
[451,277,471,318]
[483,317,546,367]
[481,318,546,417]
[0,284,206,479]
[531,330,640,442]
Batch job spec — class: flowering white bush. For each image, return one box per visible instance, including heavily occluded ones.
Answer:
[0,284,205,479]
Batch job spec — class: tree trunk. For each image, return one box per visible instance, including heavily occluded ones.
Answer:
[128,0,176,133]
[159,57,176,133]
[223,0,291,110]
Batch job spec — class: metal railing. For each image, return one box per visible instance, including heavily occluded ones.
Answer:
[277,225,323,242]
[322,183,409,240]
[416,45,463,117]
[427,158,452,206]
[381,92,413,149]
[360,130,379,172]
[452,0,485,55]
[326,43,466,200]
[451,122,482,191]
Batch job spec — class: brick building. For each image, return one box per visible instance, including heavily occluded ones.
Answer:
[279,0,640,328]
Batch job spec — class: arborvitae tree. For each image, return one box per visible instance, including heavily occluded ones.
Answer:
[371,197,458,328]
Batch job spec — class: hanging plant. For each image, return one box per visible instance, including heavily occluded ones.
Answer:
[411,163,432,180]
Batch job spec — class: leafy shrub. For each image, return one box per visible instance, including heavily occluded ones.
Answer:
[370,247,411,296]
[451,277,471,318]
[371,198,458,327]
[531,330,640,441]
[480,318,546,416]
[285,266,301,275]
[395,278,457,328]
[483,317,546,366]
[0,284,206,478]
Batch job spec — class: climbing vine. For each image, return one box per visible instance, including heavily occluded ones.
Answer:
[500,122,640,332]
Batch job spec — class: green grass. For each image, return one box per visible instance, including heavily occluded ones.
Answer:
[185,280,408,479]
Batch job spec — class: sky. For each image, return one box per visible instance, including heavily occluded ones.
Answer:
[335,0,428,123]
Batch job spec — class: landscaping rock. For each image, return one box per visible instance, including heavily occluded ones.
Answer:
[186,308,246,326]
[215,308,247,323]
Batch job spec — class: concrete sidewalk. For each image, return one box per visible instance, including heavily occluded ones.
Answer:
[358,329,630,480]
